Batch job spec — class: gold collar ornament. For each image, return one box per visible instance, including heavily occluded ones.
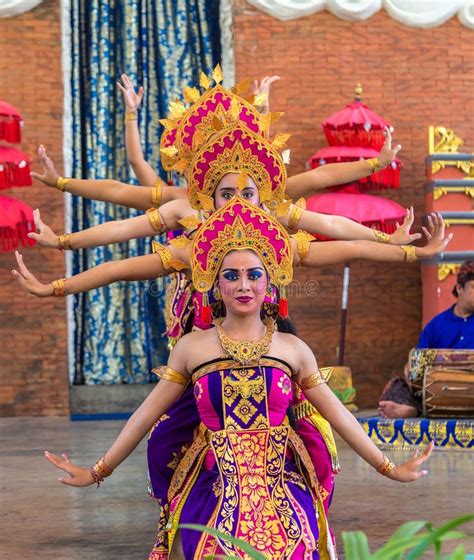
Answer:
[215,318,274,365]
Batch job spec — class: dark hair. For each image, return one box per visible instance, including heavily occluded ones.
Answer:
[452,260,474,297]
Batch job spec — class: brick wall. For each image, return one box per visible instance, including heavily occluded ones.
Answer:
[0,0,69,416]
[233,1,474,406]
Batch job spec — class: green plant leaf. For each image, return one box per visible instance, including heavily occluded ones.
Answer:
[440,543,465,560]
[342,387,356,401]
[406,514,474,559]
[384,520,428,543]
[342,531,372,559]
[180,524,267,560]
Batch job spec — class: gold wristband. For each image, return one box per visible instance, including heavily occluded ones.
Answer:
[376,455,396,476]
[151,241,187,272]
[401,245,417,262]
[58,233,73,250]
[365,157,383,174]
[154,366,189,386]
[125,111,138,124]
[288,204,304,231]
[373,230,390,244]
[51,278,68,297]
[292,230,314,267]
[151,180,164,208]
[56,177,71,192]
[146,208,165,233]
[300,370,326,391]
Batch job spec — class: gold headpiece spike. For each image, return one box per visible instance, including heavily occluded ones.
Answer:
[271,111,284,124]
[275,199,293,217]
[183,86,201,103]
[295,197,306,209]
[159,118,178,130]
[172,158,189,173]
[211,63,223,85]
[169,235,192,248]
[245,94,256,105]
[253,92,268,107]
[168,100,187,119]
[160,146,179,157]
[355,83,363,101]
[272,132,291,150]
[232,77,251,96]
[260,113,272,133]
[230,97,241,120]
[193,129,206,148]
[168,259,188,271]
[151,240,161,254]
[236,171,248,191]
[178,215,201,229]
[199,71,211,90]
[196,193,215,212]
[212,115,224,131]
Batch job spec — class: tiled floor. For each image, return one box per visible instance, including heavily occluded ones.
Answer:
[1,417,472,559]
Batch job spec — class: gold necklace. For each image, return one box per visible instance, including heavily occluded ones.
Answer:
[215,318,274,365]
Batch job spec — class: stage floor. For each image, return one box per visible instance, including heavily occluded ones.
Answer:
[1,417,473,559]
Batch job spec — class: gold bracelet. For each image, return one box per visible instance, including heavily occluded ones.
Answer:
[56,177,72,192]
[401,245,417,262]
[373,230,390,244]
[151,240,187,272]
[58,233,73,250]
[156,366,189,386]
[151,180,164,208]
[300,370,326,391]
[125,111,138,124]
[365,157,383,174]
[51,278,68,297]
[146,208,165,233]
[292,230,314,267]
[89,456,113,487]
[376,455,396,476]
[288,204,304,231]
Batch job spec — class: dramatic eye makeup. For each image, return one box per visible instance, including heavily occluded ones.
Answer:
[221,267,264,282]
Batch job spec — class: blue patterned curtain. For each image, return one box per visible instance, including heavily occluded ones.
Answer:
[69,1,221,384]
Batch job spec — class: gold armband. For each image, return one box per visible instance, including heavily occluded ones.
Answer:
[292,230,314,267]
[58,233,73,250]
[376,455,396,476]
[51,278,68,297]
[300,370,326,391]
[151,180,164,208]
[401,245,417,262]
[146,208,165,233]
[151,240,187,272]
[156,366,189,386]
[56,177,71,192]
[288,204,304,231]
[373,230,390,244]
[124,111,138,124]
[365,157,384,174]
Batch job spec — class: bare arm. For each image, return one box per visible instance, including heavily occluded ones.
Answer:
[286,128,401,200]
[44,338,191,486]
[294,340,432,482]
[11,246,190,297]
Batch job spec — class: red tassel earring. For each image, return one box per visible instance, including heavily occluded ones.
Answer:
[278,286,289,318]
[201,291,212,326]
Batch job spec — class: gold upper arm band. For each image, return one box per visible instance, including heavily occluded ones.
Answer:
[300,370,327,391]
[151,240,188,272]
[151,180,164,208]
[155,366,189,386]
[292,230,314,267]
[146,207,165,233]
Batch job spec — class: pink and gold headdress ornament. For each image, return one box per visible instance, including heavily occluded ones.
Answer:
[191,197,293,323]
[159,64,284,172]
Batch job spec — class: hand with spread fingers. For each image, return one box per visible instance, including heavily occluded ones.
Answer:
[389,206,422,245]
[30,145,60,188]
[378,126,402,168]
[252,75,280,113]
[117,73,144,112]
[418,212,453,258]
[26,209,60,248]
[44,451,95,487]
[11,251,53,297]
[386,441,434,482]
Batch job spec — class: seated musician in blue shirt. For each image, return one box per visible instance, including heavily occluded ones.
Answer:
[378,260,474,418]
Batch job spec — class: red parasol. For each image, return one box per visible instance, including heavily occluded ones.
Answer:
[0,146,32,189]
[307,145,401,192]
[0,100,23,144]
[0,195,36,252]
[322,85,390,150]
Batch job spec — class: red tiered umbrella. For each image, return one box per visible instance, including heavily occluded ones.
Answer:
[0,146,32,189]
[307,145,401,192]
[0,195,36,252]
[0,101,23,144]
[322,85,390,150]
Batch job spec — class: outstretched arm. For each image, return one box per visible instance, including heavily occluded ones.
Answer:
[294,340,433,482]
[44,340,190,486]
[31,145,187,211]
[283,205,421,245]
[286,128,401,200]
[117,73,158,186]
[11,244,190,297]
[293,213,451,267]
